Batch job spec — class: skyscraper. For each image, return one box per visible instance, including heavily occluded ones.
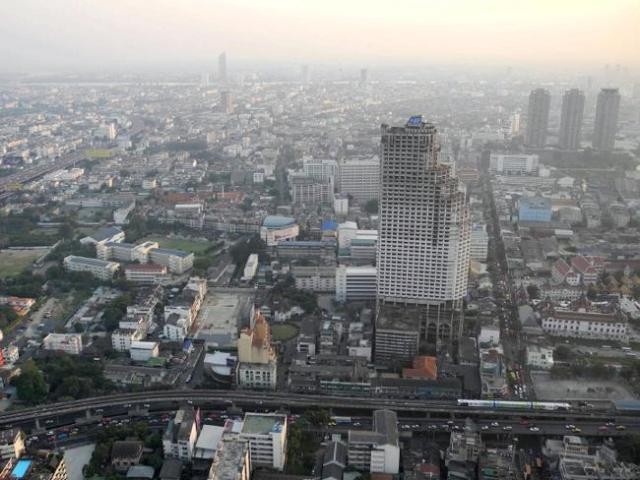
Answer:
[558,89,585,150]
[218,52,227,83]
[525,88,551,148]
[592,88,621,151]
[360,68,368,86]
[220,91,233,114]
[375,116,470,363]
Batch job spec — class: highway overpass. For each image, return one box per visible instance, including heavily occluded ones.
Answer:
[1,390,638,431]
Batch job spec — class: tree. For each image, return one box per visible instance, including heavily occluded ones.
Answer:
[553,345,574,362]
[13,359,48,405]
[364,199,379,214]
[526,284,540,299]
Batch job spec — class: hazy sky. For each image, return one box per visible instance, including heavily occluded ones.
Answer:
[1,0,638,72]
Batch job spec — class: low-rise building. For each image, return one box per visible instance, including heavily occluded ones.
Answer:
[149,248,194,274]
[63,255,120,280]
[111,441,144,473]
[111,329,144,352]
[260,216,299,247]
[124,263,168,284]
[291,266,336,292]
[43,333,83,355]
[0,428,26,461]
[163,406,199,462]
[207,436,251,480]
[526,344,554,370]
[237,313,277,391]
[541,309,628,342]
[335,265,376,302]
[130,341,160,362]
[80,226,125,246]
[239,413,287,471]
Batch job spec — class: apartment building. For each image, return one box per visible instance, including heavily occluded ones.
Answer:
[63,255,119,280]
[43,333,83,355]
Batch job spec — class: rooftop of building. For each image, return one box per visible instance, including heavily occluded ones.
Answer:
[89,226,124,242]
[241,413,286,435]
[150,248,192,258]
[64,255,118,267]
[262,215,296,228]
[375,304,421,332]
[125,263,167,272]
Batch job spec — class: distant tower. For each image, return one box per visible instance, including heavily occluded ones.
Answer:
[525,88,551,148]
[375,116,470,361]
[558,89,585,150]
[301,65,309,84]
[200,72,210,88]
[360,68,368,86]
[218,52,227,83]
[220,91,233,114]
[592,88,621,151]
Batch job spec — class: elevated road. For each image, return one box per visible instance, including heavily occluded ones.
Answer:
[0,390,637,429]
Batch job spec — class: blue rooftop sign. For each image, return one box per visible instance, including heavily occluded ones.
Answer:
[407,115,423,126]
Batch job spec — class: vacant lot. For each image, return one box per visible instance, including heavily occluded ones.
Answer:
[271,323,300,342]
[142,235,211,254]
[0,249,42,278]
[531,372,636,402]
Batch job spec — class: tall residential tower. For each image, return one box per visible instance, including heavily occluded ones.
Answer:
[592,88,621,151]
[218,52,227,83]
[525,88,551,148]
[375,116,470,365]
[558,89,585,150]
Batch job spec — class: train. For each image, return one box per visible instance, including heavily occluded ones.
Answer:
[457,399,571,411]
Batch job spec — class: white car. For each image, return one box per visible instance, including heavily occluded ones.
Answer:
[481,425,490,431]
[529,426,540,432]
[503,426,513,431]
[491,422,500,427]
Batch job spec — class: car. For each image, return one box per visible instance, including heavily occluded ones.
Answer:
[520,419,529,426]
[503,426,513,431]
[529,427,540,432]
[353,422,361,427]
[606,422,615,427]
[572,428,582,433]
[565,424,575,430]
[598,426,609,431]
[481,425,490,431]
[447,420,455,425]
[616,425,627,431]
[428,425,438,430]
[491,422,500,427]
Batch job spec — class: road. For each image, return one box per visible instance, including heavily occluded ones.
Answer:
[1,390,639,430]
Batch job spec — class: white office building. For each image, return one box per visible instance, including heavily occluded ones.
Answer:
[470,224,489,261]
[303,157,339,182]
[489,154,539,175]
[335,265,377,302]
[338,157,380,203]
[239,413,287,471]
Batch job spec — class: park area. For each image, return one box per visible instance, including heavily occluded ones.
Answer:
[0,249,42,278]
[141,235,211,254]
[271,323,299,342]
